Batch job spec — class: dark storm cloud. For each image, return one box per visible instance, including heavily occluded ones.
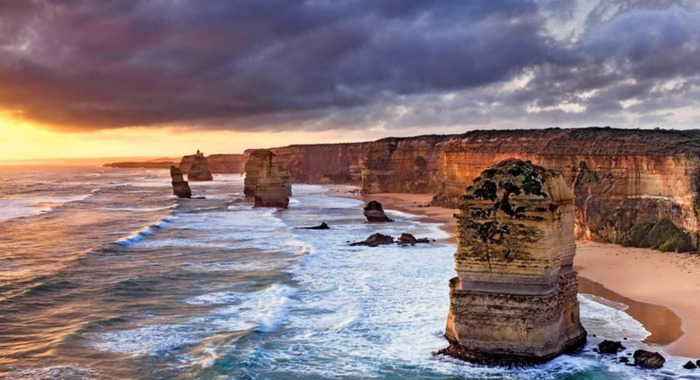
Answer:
[1,0,700,131]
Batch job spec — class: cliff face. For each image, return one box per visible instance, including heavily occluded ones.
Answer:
[253,143,369,184]
[179,154,245,174]
[360,135,447,193]
[436,128,700,243]
[240,127,700,246]
[442,160,585,364]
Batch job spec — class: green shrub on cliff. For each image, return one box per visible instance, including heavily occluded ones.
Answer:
[620,219,694,252]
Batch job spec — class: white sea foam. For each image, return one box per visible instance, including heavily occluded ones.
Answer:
[91,325,202,356]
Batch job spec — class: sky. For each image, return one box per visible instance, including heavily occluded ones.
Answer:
[2,0,700,160]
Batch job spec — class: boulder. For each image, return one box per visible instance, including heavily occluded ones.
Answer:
[633,350,665,369]
[684,361,697,369]
[170,166,192,198]
[187,150,214,181]
[598,340,625,354]
[397,233,431,246]
[350,233,395,247]
[302,222,330,230]
[363,201,393,222]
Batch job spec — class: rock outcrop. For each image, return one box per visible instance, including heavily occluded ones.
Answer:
[441,160,586,365]
[170,166,192,198]
[301,222,330,230]
[349,233,395,247]
[598,340,625,354]
[179,153,245,174]
[633,350,665,369]
[363,201,393,222]
[397,233,430,245]
[184,150,213,181]
[244,150,291,208]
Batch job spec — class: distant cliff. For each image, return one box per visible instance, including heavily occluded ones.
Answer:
[248,143,369,184]
[103,161,175,169]
[248,127,700,247]
[179,154,245,174]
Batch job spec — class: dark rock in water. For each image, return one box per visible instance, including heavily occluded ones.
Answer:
[363,201,393,222]
[633,349,665,369]
[302,222,330,230]
[619,357,629,363]
[187,150,214,181]
[397,233,431,246]
[350,233,395,247]
[598,340,625,354]
[170,166,192,198]
[683,361,697,369]
[697,359,700,367]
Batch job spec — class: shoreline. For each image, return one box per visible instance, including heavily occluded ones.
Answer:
[336,189,700,358]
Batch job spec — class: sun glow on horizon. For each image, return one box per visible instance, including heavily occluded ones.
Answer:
[0,113,406,162]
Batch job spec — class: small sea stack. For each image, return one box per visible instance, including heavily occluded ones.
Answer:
[170,166,192,198]
[440,159,586,365]
[187,150,214,181]
[245,149,291,208]
[363,200,393,222]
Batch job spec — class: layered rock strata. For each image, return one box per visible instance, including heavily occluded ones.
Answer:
[170,166,192,198]
[228,128,700,248]
[244,150,291,208]
[441,160,586,364]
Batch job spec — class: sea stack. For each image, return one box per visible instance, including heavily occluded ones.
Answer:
[170,166,192,198]
[363,200,393,222]
[244,149,291,208]
[441,159,586,365]
[187,150,214,181]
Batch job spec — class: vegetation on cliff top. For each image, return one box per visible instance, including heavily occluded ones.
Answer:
[619,219,694,253]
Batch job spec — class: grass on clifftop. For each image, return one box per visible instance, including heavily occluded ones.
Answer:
[619,219,695,253]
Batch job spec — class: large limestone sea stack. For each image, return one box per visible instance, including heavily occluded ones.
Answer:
[244,150,291,208]
[441,159,586,365]
[187,150,214,181]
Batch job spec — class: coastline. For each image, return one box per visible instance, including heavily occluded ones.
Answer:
[337,189,700,358]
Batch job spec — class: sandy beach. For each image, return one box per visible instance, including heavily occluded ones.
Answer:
[343,190,700,359]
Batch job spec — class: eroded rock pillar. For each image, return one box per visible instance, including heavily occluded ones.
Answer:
[441,159,586,365]
[244,150,291,208]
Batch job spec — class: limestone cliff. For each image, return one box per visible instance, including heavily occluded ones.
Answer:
[237,127,700,247]
[249,143,369,184]
[441,160,586,364]
[179,153,245,174]
[435,128,700,243]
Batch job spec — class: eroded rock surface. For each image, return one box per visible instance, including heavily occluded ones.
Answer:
[363,201,393,222]
[244,150,291,208]
[633,350,665,369]
[170,166,192,198]
[186,150,213,181]
[441,159,586,365]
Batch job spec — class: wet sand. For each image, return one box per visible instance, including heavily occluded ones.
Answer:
[337,190,700,358]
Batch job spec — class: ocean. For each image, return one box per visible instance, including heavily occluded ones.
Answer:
[0,166,690,379]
